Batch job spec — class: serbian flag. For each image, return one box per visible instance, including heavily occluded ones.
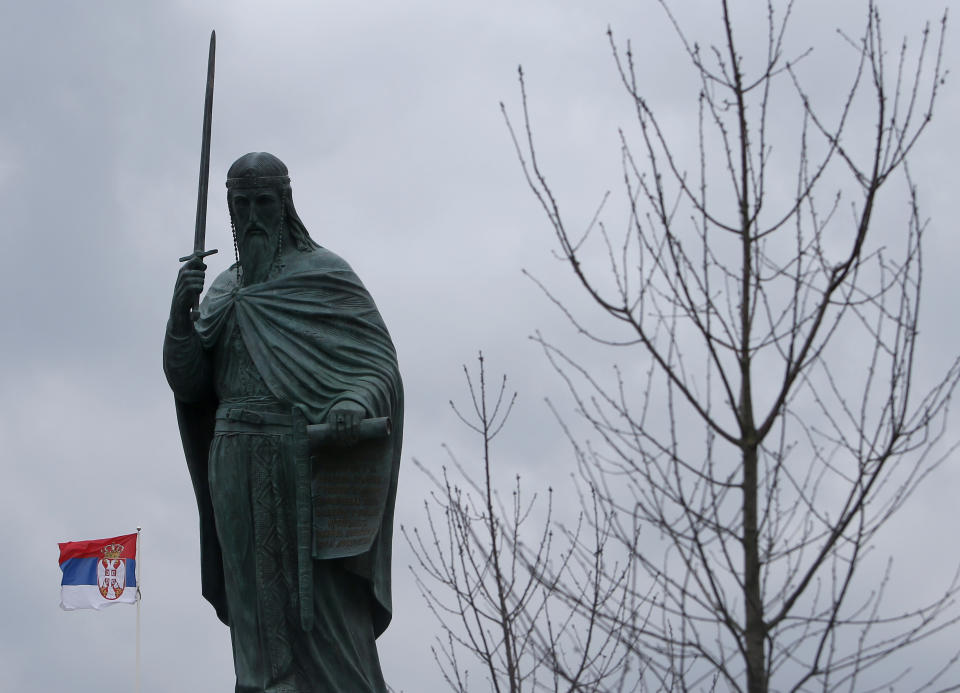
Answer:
[58,533,138,610]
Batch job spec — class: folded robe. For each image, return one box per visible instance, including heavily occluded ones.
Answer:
[169,246,403,636]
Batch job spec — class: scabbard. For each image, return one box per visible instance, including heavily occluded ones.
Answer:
[291,405,314,632]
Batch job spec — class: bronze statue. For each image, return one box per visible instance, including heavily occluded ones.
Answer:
[164,151,403,692]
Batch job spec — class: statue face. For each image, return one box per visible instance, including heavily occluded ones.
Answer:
[230,188,282,238]
[230,187,283,284]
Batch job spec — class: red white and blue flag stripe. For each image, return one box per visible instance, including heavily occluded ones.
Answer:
[58,532,138,610]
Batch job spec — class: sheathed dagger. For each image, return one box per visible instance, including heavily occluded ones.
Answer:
[179,30,218,320]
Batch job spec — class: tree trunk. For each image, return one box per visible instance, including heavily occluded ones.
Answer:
[743,441,765,692]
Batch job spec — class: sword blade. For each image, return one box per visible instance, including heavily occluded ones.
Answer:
[192,30,216,255]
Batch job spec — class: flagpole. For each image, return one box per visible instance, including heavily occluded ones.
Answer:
[136,526,142,693]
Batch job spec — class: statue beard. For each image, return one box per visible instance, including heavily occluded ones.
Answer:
[238,227,277,286]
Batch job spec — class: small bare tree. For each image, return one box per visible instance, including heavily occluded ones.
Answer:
[492,1,960,690]
[404,354,644,692]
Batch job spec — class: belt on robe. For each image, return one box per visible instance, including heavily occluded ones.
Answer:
[215,405,293,434]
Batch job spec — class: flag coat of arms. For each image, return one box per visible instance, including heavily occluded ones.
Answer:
[58,533,138,610]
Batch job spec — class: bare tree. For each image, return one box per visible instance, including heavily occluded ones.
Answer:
[404,354,644,692]
[491,1,960,691]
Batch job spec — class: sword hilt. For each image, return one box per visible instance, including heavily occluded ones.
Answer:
[178,248,218,263]
[177,248,218,321]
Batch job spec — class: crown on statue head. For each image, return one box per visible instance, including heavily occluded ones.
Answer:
[101,543,125,559]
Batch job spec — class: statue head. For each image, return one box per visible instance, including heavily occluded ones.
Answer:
[226,152,318,284]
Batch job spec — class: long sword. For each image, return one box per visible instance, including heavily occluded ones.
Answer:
[179,30,218,321]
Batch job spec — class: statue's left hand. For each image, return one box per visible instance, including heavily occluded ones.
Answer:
[326,401,366,447]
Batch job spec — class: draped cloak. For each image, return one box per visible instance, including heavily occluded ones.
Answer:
[165,247,403,639]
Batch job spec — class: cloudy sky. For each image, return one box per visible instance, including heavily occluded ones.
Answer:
[1,1,958,690]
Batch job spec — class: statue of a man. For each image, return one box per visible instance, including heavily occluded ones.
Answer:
[164,152,403,692]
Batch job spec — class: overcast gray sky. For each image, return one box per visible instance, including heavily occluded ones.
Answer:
[1,1,958,691]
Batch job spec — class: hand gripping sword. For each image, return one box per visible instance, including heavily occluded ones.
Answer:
[179,30,218,321]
